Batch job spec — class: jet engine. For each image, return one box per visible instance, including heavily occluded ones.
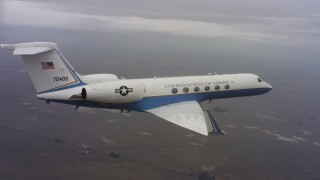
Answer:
[81,80,145,103]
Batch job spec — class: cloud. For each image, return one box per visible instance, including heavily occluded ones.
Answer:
[312,142,320,146]
[262,130,274,135]
[105,119,115,123]
[274,134,298,143]
[185,133,195,138]
[102,109,120,113]
[188,142,203,146]
[243,125,259,130]
[101,137,115,144]
[25,116,37,122]
[41,110,54,114]
[3,0,320,44]
[292,136,307,142]
[92,16,277,41]
[225,124,237,128]
[138,132,153,136]
[29,107,38,110]
[299,129,312,136]
[254,114,285,121]
[77,107,97,114]
[262,130,298,143]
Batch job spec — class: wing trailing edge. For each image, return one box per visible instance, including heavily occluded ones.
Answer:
[145,101,218,136]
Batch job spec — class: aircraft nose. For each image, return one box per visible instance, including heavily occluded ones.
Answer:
[265,82,272,91]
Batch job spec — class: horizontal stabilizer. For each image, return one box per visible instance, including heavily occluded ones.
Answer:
[0,42,57,55]
[13,47,53,55]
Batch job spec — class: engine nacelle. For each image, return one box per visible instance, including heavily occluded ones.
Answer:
[81,74,118,84]
[81,80,145,103]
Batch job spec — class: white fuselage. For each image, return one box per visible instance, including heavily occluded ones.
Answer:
[36,73,272,111]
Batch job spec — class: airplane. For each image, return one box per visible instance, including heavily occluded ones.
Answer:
[0,42,272,136]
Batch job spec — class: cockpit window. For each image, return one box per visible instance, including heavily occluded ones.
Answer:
[258,78,262,82]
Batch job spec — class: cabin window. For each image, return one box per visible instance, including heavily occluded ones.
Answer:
[172,88,178,94]
[258,78,262,82]
[225,84,230,89]
[194,87,200,92]
[204,86,210,91]
[183,87,189,93]
[215,85,220,90]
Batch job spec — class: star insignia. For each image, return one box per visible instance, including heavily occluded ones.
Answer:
[115,86,133,96]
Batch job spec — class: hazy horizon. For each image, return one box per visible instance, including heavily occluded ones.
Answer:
[0,0,319,179]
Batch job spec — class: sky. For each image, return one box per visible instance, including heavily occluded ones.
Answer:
[1,0,320,46]
[0,0,320,179]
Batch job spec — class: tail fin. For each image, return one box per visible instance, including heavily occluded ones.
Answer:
[1,42,85,93]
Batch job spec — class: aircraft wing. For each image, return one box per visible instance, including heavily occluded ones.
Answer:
[145,101,216,136]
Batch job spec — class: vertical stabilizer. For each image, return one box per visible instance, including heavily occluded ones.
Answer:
[1,42,85,93]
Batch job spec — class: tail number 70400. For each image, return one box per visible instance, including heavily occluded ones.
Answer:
[53,77,68,82]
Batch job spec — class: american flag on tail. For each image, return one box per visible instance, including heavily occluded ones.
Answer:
[41,62,55,69]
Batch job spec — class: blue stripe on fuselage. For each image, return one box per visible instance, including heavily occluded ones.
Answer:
[37,82,86,94]
[45,88,271,111]
[131,87,270,110]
